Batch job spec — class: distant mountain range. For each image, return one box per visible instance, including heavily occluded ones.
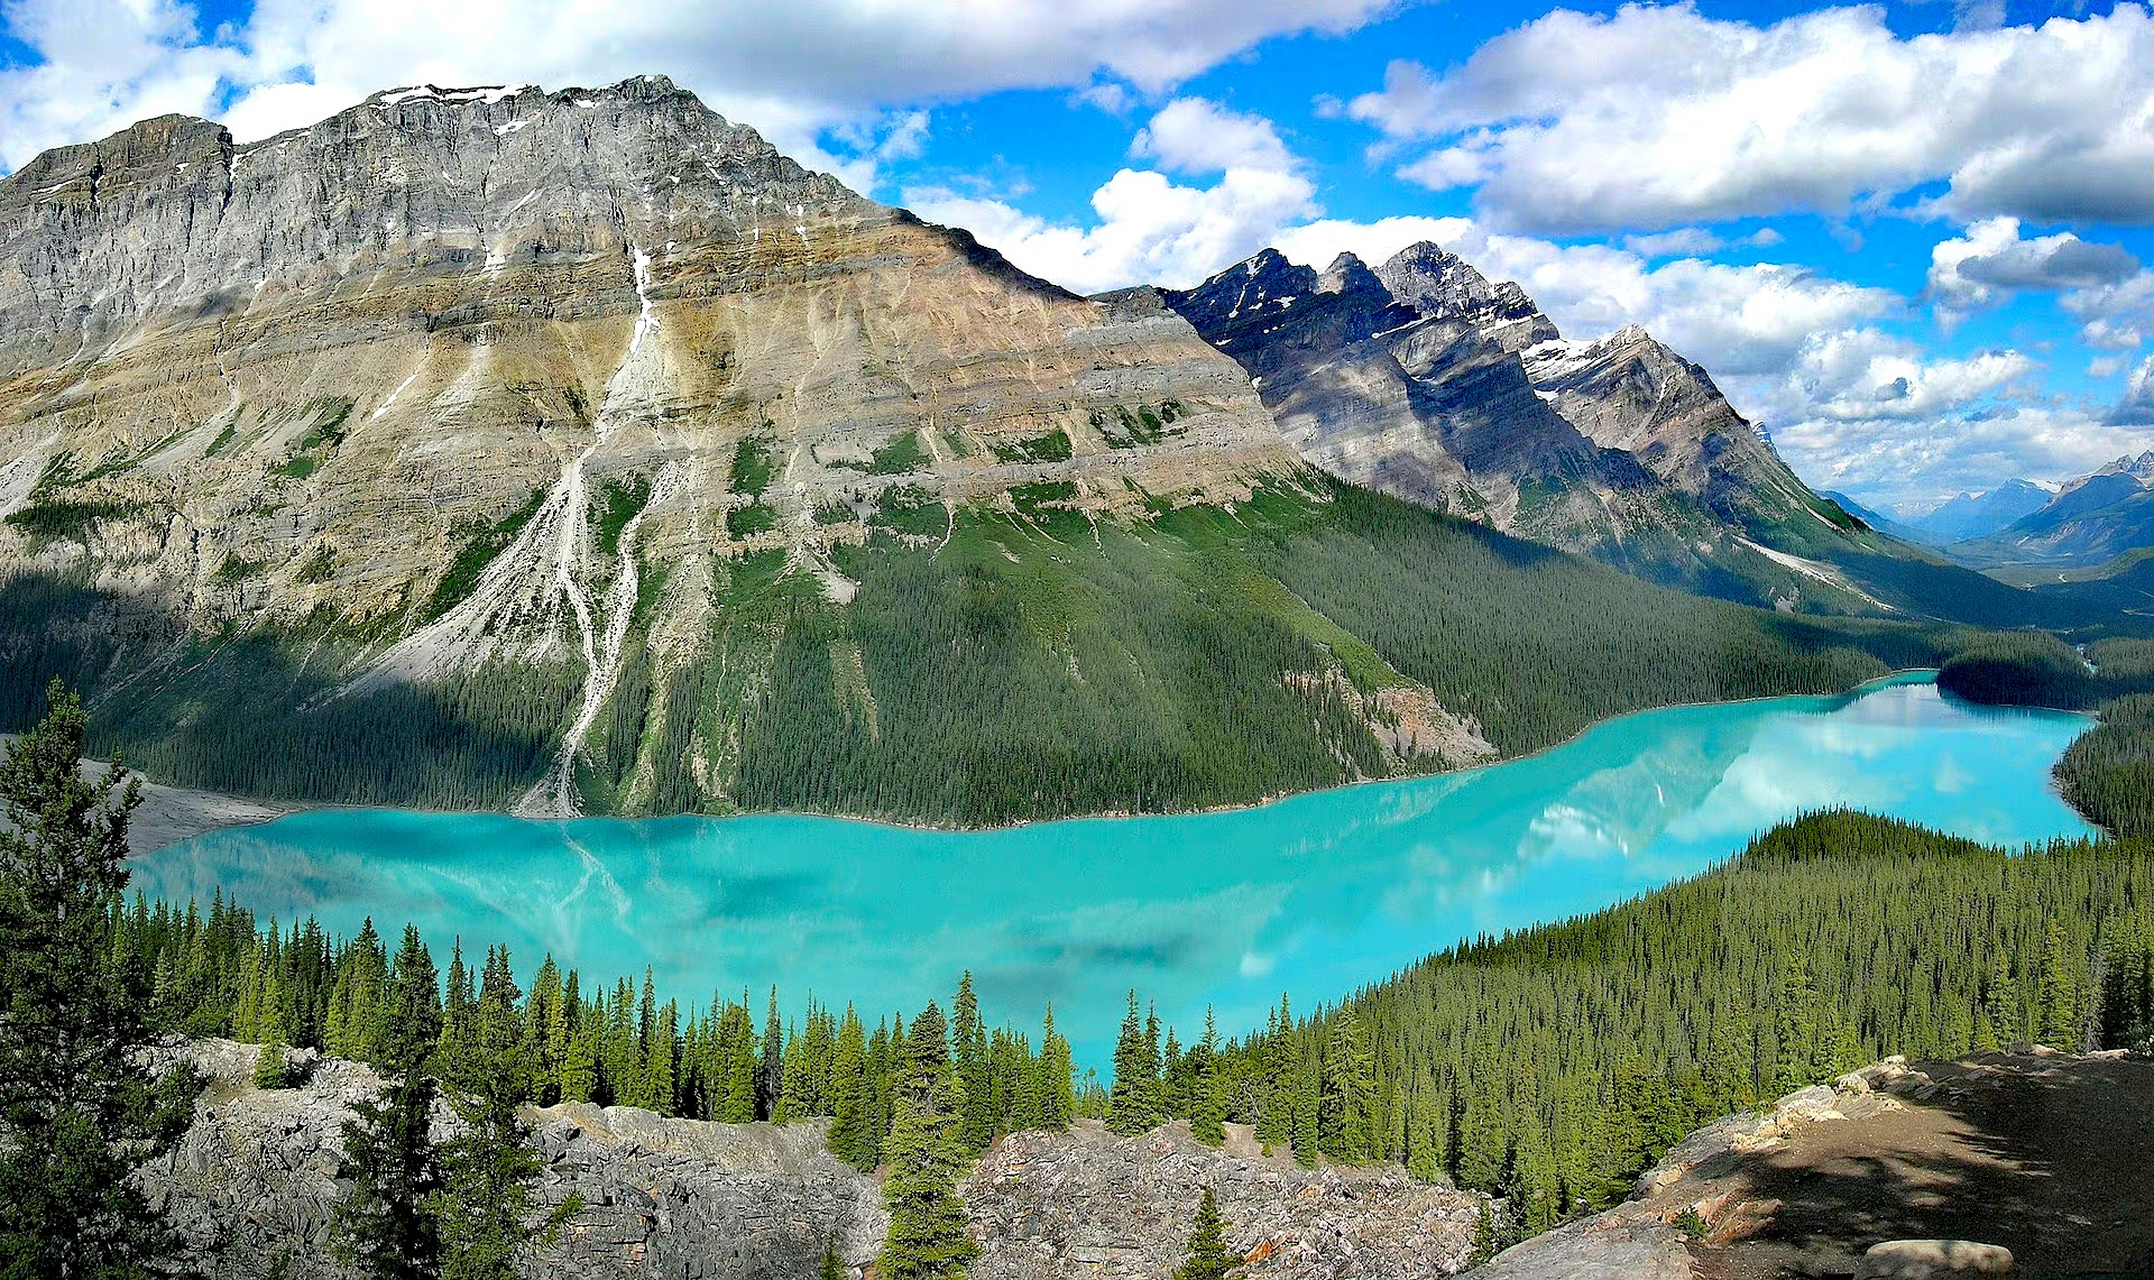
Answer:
[1939,454,2154,574]
[1902,481,2056,545]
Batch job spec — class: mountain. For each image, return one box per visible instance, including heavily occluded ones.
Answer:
[1951,453,2154,569]
[1153,243,2067,623]
[1821,490,1928,543]
[1905,479,2053,544]
[0,78,2056,821]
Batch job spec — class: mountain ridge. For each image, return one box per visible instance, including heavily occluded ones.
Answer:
[1154,240,1955,615]
[0,76,2077,821]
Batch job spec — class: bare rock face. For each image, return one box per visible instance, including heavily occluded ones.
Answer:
[142,1040,884,1279]
[0,76,1307,816]
[0,74,1292,660]
[1160,242,1883,608]
[966,1119,1484,1279]
[142,1044,1484,1280]
[1480,1051,2153,1280]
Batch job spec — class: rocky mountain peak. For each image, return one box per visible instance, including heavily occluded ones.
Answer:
[2092,450,2154,483]
[1316,251,1383,297]
[1372,241,1485,302]
[0,77,1297,815]
[1372,241,1557,349]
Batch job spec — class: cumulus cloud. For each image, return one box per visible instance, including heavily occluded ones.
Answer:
[1350,3,2154,233]
[0,0,1399,177]
[2066,269,2154,350]
[2115,357,2154,426]
[1131,97,1296,175]
[903,97,1318,294]
[1928,218,2140,321]
[1738,326,2154,501]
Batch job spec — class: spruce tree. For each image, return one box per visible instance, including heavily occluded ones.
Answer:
[1106,992,1154,1136]
[1190,1010,1225,1146]
[1036,1007,1074,1131]
[1982,948,2021,1049]
[828,1006,874,1168]
[434,948,578,1280]
[1172,1187,1241,1280]
[2038,920,2082,1049]
[877,1003,978,1280]
[335,925,445,1280]
[0,680,190,1277]
[254,1038,292,1089]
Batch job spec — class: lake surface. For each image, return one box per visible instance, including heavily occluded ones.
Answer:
[141,674,2096,1067]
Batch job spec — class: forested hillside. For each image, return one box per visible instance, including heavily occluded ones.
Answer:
[3,478,1943,825]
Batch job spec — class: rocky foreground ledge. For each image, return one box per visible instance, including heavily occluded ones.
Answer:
[1464,1048,2153,1280]
[141,1041,2149,1279]
[144,1040,1483,1279]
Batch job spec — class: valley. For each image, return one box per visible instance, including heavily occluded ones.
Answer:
[1,65,2150,1280]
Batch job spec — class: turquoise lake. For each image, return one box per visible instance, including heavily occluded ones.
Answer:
[140,674,2096,1067]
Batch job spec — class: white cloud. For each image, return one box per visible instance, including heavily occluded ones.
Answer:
[0,0,1401,178]
[2115,357,2154,426]
[1350,3,2154,233]
[2066,269,2154,350]
[1927,217,2140,321]
[1741,326,2154,501]
[1130,98,1295,175]
[1623,228,1724,259]
[904,96,1318,294]
[907,168,1317,295]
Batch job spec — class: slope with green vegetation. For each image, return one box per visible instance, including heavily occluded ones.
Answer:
[2,478,1954,824]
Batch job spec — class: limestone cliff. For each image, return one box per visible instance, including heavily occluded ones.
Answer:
[0,77,1304,815]
[1158,243,1902,611]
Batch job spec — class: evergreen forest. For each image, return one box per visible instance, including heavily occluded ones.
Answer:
[0,479,1960,824]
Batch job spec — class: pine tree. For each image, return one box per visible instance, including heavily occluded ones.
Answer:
[1318,1012,1374,1161]
[254,1038,291,1088]
[561,1015,600,1104]
[759,987,784,1120]
[829,1006,874,1168]
[1982,947,2021,1049]
[1291,1071,1320,1170]
[0,680,189,1276]
[435,948,578,1280]
[1107,992,1155,1136]
[1773,955,1819,1091]
[1172,1187,1241,1280]
[877,1003,978,1280]
[2037,919,2082,1049]
[1036,1006,1074,1131]
[1190,1009,1225,1146]
[335,925,444,1280]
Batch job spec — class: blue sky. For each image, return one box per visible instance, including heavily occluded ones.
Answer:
[4,0,2153,509]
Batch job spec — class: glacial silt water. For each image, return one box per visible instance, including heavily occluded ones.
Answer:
[140,674,2095,1063]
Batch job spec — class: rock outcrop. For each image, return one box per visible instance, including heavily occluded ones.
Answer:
[967,1120,1482,1279]
[143,1042,1484,1279]
[1158,243,1898,610]
[1463,1049,2152,1280]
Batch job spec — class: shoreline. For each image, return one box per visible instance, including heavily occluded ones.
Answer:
[133,666,2041,849]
